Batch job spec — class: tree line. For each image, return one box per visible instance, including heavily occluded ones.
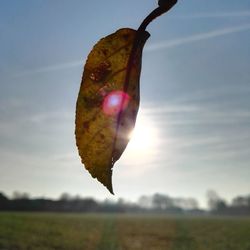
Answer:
[206,190,250,216]
[0,191,249,216]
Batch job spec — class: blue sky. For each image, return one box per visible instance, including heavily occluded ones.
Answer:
[0,0,250,208]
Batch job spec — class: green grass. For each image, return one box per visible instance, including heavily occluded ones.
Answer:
[0,213,250,250]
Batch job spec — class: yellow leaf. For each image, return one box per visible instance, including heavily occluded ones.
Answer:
[75,28,150,193]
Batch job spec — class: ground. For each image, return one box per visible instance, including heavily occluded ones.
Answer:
[0,213,250,250]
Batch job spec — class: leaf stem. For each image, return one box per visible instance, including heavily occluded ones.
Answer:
[138,0,178,33]
[125,1,178,93]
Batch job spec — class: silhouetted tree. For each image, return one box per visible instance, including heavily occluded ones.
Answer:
[0,192,9,210]
[173,198,199,210]
[0,190,249,215]
[232,196,249,207]
[138,195,152,209]
[152,193,173,210]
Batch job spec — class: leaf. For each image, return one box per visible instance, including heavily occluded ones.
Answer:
[75,28,150,193]
[75,0,178,194]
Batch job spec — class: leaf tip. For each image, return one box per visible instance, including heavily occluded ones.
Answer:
[95,168,114,195]
[105,172,114,195]
[107,185,115,195]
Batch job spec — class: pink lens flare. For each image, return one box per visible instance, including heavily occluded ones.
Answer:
[102,90,131,116]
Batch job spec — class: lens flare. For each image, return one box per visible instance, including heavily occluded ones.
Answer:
[102,90,130,116]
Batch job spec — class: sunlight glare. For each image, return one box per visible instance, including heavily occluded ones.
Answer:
[127,111,159,154]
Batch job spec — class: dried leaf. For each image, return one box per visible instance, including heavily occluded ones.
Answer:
[75,28,150,193]
[75,0,178,194]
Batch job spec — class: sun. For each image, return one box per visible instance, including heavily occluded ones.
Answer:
[118,108,160,175]
[126,111,159,155]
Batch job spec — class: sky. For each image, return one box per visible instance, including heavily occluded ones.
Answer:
[0,0,250,208]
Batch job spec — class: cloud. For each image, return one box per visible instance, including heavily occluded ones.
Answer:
[52,153,78,164]
[142,103,199,115]
[138,102,250,165]
[141,102,250,126]
[145,23,250,51]
[175,11,250,19]
[28,111,72,124]
[13,60,82,77]
[12,23,250,76]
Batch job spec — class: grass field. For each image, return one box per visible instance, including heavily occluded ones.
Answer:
[0,213,250,250]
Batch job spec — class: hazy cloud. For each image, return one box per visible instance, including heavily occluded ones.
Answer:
[11,23,250,77]
[13,60,82,77]
[175,11,250,19]
[138,103,250,161]
[142,103,250,126]
[146,23,250,51]
[142,104,199,115]
[28,111,72,124]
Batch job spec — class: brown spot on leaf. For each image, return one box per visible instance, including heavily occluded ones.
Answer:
[83,122,90,130]
[89,61,111,82]
[122,34,130,40]
[102,49,108,56]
